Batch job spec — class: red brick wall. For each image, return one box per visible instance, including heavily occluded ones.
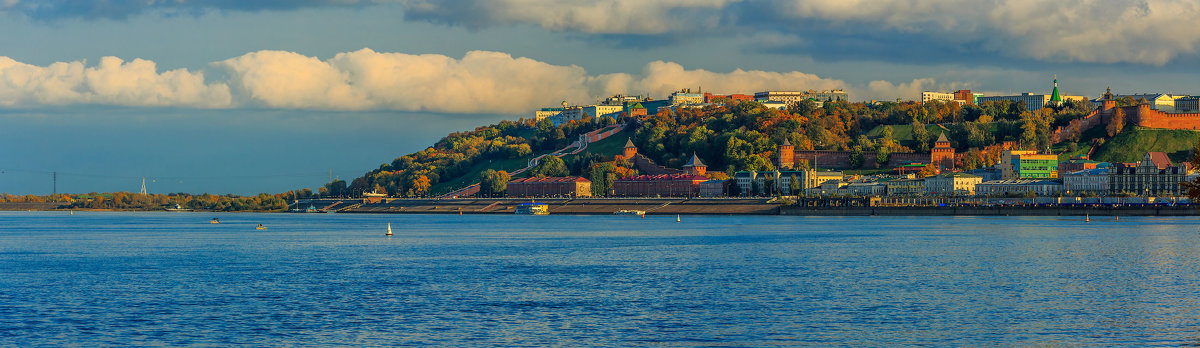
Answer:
[1128,105,1200,130]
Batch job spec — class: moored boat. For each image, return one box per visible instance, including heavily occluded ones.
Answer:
[515,203,550,215]
[614,209,645,216]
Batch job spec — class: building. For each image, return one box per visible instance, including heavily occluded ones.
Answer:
[930,133,955,170]
[506,177,592,198]
[778,139,794,170]
[976,179,1063,197]
[1057,158,1103,177]
[613,174,708,197]
[704,93,753,103]
[964,167,1002,182]
[978,76,1086,111]
[534,107,564,121]
[1062,168,1109,195]
[921,91,954,103]
[954,90,981,105]
[669,89,705,106]
[997,150,1058,179]
[885,178,925,196]
[699,179,728,197]
[622,138,637,159]
[809,90,849,102]
[845,182,887,196]
[1178,96,1200,113]
[924,173,982,196]
[754,90,848,104]
[683,153,707,176]
[1115,93,1183,113]
[1109,152,1191,196]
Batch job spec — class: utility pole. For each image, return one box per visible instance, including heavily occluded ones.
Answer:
[52,172,57,195]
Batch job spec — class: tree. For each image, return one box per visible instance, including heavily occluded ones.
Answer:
[751,180,761,197]
[479,169,510,197]
[531,156,569,177]
[911,120,931,152]
[410,175,431,197]
[789,174,800,196]
[324,180,348,197]
[848,146,864,168]
[1107,107,1125,137]
[917,164,938,178]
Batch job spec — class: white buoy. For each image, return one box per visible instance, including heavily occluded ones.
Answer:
[676,215,681,222]
[386,222,393,236]
[1085,214,1090,223]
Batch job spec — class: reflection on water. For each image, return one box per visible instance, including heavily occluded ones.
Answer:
[2,212,1200,345]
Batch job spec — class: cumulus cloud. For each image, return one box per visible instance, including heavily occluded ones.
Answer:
[399,0,734,34]
[0,56,231,107]
[1,49,877,113]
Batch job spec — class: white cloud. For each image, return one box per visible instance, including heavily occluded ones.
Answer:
[0,56,231,107]
[2,48,933,113]
[399,0,735,34]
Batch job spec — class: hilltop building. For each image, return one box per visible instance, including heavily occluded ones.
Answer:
[669,89,705,106]
[978,76,1086,111]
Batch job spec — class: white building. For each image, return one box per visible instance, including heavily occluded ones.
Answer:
[924,173,983,196]
[1177,96,1199,113]
[534,107,564,121]
[921,91,954,103]
[1062,168,1109,195]
[669,89,705,106]
[1116,93,1186,113]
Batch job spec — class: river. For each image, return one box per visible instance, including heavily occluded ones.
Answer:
[3,212,1200,346]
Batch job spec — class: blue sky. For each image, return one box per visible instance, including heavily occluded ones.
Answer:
[2,0,1199,195]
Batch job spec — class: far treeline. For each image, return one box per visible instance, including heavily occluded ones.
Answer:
[347,97,1128,198]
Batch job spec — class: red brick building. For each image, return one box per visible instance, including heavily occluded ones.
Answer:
[506,177,592,197]
[778,138,794,170]
[704,93,753,103]
[613,174,708,197]
[683,153,707,176]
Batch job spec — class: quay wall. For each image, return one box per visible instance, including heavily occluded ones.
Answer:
[781,206,1199,216]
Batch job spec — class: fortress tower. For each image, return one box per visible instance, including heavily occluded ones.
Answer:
[623,138,638,159]
[778,138,794,170]
[683,152,707,176]
[931,133,955,170]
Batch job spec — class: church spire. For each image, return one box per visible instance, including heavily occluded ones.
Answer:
[1049,74,1062,105]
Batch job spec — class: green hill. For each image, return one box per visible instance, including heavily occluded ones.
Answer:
[1092,128,1200,163]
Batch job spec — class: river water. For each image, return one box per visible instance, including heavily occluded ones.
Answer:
[3,212,1200,346]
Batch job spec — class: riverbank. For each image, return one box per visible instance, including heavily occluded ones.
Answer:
[6,199,1199,216]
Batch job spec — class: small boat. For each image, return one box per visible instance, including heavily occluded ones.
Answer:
[210,218,220,224]
[256,224,268,230]
[386,223,393,236]
[614,210,645,216]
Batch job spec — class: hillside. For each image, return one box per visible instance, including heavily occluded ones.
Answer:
[1092,128,1200,163]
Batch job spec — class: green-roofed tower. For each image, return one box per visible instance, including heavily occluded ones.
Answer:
[1049,74,1062,106]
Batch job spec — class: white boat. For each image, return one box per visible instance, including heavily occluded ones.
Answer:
[614,210,645,216]
[386,223,393,236]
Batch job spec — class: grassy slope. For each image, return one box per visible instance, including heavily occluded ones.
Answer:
[864,124,951,148]
[426,128,633,196]
[1092,128,1200,163]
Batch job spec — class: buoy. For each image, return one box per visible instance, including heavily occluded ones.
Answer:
[676,215,681,222]
[386,222,393,236]
[1085,214,1090,223]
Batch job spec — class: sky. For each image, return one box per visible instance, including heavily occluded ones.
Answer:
[2,0,1199,195]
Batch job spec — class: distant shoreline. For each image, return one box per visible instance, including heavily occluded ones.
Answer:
[5,200,1198,217]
